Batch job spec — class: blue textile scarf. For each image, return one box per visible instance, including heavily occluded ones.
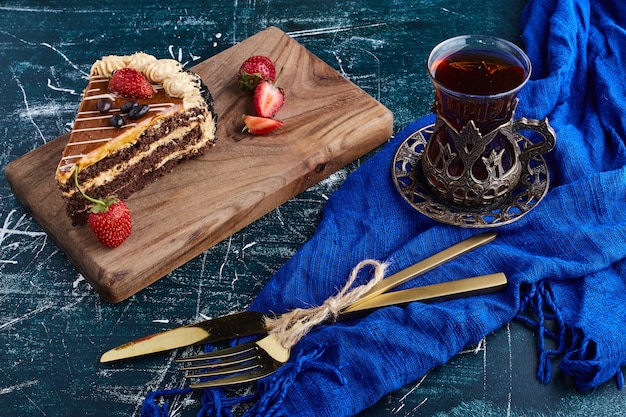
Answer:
[141,0,626,415]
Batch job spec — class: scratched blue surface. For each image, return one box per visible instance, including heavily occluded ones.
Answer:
[1,1,624,416]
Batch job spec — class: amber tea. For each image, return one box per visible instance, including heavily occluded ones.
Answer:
[421,35,554,208]
[432,50,527,96]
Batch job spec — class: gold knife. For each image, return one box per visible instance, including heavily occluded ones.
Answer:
[101,273,506,363]
[100,310,268,363]
[100,233,499,363]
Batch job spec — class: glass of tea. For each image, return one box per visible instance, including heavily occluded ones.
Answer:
[421,35,556,207]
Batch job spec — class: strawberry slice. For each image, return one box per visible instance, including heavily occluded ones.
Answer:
[242,114,283,135]
[109,68,155,99]
[253,79,285,118]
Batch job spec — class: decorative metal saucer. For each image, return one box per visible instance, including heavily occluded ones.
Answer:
[392,123,551,228]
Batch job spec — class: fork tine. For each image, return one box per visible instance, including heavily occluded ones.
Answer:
[176,342,258,363]
[180,347,278,388]
[179,347,260,371]
[184,360,262,378]
[178,333,290,388]
[188,366,278,389]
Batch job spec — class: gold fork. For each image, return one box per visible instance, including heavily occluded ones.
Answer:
[177,272,507,388]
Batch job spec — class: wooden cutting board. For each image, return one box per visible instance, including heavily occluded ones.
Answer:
[5,26,393,303]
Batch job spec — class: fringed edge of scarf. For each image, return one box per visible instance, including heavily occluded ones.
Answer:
[139,344,344,417]
[139,387,192,417]
[515,280,624,391]
[140,386,256,417]
[242,343,346,417]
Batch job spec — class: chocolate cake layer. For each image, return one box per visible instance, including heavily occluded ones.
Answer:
[66,108,215,225]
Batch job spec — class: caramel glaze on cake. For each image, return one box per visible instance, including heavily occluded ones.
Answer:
[56,52,217,225]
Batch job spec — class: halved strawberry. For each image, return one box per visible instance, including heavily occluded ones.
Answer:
[242,114,283,135]
[253,79,285,118]
[238,55,276,93]
[109,68,155,99]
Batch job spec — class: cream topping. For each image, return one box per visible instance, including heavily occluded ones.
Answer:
[126,52,158,71]
[144,59,183,83]
[89,52,202,103]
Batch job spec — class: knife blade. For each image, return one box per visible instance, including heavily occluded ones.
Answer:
[341,272,507,313]
[100,271,506,363]
[100,310,267,363]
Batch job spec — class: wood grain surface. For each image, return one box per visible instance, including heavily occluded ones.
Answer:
[5,26,393,303]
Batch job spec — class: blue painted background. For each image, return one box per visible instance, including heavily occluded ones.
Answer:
[1,1,624,416]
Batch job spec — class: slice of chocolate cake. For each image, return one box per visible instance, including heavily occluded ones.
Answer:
[56,52,217,225]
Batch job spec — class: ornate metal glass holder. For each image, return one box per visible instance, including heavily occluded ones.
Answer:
[392,123,553,228]
[421,109,556,207]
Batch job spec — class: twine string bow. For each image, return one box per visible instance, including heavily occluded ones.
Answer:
[264,259,389,349]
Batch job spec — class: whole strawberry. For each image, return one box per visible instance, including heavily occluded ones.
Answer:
[238,55,276,93]
[109,67,155,99]
[74,169,132,247]
[88,197,132,248]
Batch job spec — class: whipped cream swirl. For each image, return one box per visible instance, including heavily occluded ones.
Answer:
[89,52,203,107]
